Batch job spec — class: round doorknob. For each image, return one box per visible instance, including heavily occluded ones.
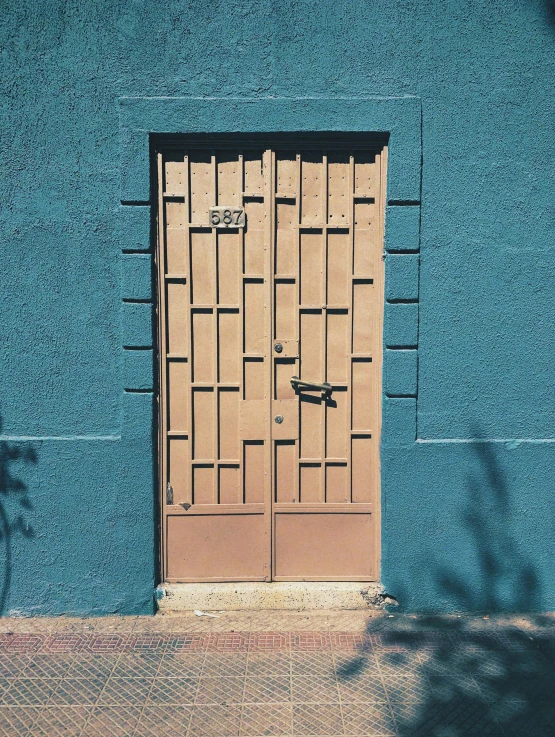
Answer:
[274,415,284,424]
[274,343,283,353]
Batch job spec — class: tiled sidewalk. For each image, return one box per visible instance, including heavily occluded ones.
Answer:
[0,611,553,736]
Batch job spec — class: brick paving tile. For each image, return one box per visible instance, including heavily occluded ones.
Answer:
[0,705,39,736]
[333,650,376,678]
[44,636,87,653]
[424,670,484,701]
[342,701,397,736]
[134,705,192,736]
[21,655,76,680]
[326,612,371,631]
[188,704,241,736]
[336,672,388,703]
[0,680,12,700]
[84,635,131,653]
[133,617,193,633]
[292,703,344,735]
[209,615,253,632]
[49,678,106,706]
[491,700,555,737]
[157,652,205,678]
[330,632,371,650]
[110,653,162,678]
[147,677,198,704]
[201,653,248,677]
[97,677,152,705]
[1,678,56,706]
[474,674,555,702]
[240,702,292,735]
[0,619,59,635]
[3,635,44,653]
[205,632,249,652]
[375,647,422,672]
[471,652,507,680]
[30,706,91,737]
[248,632,291,651]
[65,655,119,680]
[166,634,207,652]
[246,652,291,676]
[242,675,291,703]
[247,613,309,631]
[0,655,31,678]
[127,634,168,652]
[381,673,429,704]
[291,651,335,677]
[291,675,340,704]
[195,677,245,705]
[80,618,139,634]
[291,632,331,651]
[80,705,142,737]
[392,699,505,737]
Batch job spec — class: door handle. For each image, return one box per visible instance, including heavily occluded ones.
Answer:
[290,376,332,397]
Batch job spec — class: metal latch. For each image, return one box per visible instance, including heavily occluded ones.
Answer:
[290,375,333,397]
[166,483,174,505]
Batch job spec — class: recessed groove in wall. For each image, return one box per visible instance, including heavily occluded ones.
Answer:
[386,392,418,399]
[123,345,152,351]
[123,388,154,394]
[384,248,420,255]
[122,248,154,255]
[386,298,419,305]
[120,200,151,207]
[387,200,420,206]
[0,435,122,441]
[122,298,153,304]
[417,437,555,445]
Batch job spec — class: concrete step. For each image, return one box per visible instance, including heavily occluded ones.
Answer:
[156,581,389,611]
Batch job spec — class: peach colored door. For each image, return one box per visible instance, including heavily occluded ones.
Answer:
[157,142,386,582]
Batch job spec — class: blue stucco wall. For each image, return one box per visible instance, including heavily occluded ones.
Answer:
[1,0,554,614]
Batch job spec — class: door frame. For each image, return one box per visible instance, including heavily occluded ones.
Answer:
[117,97,423,586]
[153,137,388,583]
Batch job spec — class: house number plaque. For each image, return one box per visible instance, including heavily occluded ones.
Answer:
[209,206,245,228]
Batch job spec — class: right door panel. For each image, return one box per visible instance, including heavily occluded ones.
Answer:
[271,147,386,581]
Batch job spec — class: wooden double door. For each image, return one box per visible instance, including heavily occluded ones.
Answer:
[156,138,387,582]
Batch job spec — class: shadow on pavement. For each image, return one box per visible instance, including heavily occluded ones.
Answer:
[338,437,555,736]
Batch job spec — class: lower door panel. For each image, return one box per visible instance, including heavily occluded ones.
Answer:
[166,511,267,581]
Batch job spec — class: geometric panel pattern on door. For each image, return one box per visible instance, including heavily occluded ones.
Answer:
[156,139,387,583]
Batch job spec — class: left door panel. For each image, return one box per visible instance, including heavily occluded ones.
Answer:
[156,147,271,582]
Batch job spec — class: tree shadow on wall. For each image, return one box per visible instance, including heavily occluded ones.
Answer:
[540,0,555,29]
[337,432,555,735]
[0,416,37,614]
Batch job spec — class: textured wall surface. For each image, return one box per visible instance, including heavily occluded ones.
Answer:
[1,0,554,614]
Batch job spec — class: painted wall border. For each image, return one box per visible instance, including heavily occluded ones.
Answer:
[117,96,423,453]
